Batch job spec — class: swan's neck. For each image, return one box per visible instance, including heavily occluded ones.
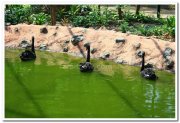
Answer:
[141,55,145,71]
[31,37,35,53]
[86,46,90,62]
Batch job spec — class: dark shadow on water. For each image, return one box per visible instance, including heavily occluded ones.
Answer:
[99,74,143,118]
[6,61,46,118]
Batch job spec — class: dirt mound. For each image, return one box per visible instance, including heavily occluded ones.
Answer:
[5,24,175,72]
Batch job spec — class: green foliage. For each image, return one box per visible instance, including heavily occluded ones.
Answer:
[123,11,163,24]
[30,5,50,14]
[71,16,87,27]
[29,12,50,25]
[5,5,175,39]
[66,5,81,18]
[119,21,129,33]
[138,25,152,36]
[118,15,175,38]
[5,5,31,24]
[100,8,118,26]
[151,26,163,36]
[165,16,175,37]
[70,7,118,28]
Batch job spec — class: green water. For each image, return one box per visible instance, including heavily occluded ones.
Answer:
[5,49,175,118]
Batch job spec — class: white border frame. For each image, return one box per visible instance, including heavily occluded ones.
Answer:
[1,0,179,122]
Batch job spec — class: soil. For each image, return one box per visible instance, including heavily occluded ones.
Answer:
[5,24,175,72]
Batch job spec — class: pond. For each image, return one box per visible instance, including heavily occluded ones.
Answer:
[5,49,175,118]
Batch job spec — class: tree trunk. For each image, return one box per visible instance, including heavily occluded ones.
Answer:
[136,5,140,15]
[98,5,101,15]
[117,5,123,20]
[50,5,57,25]
[157,5,161,18]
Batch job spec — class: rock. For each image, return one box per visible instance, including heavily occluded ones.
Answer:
[5,22,11,26]
[19,40,31,48]
[164,56,174,70]
[100,52,110,59]
[136,50,145,57]
[126,31,131,36]
[14,27,19,33]
[165,56,172,61]
[163,47,173,58]
[116,58,124,64]
[91,48,97,54]
[82,28,87,34]
[163,48,174,70]
[133,43,141,50]
[83,41,90,47]
[55,26,59,30]
[5,23,11,31]
[53,32,57,36]
[63,47,69,52]
[39,44,47,51]
[40,27,48,34]
[71,35,84,46]
[165,59,174,70]
[65,40,70,44]
[115,38,126,43]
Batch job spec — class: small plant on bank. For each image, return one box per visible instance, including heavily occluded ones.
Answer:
[29,12,50,25]
[138,25,153,36]
[119,21,129,33]
[165,16,175,38]
[123,11,163,24]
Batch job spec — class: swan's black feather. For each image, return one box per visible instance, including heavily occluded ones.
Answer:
[79,62,94,72]
[140,52,158,80]
[79,44,94,72]
[20,36,36,61]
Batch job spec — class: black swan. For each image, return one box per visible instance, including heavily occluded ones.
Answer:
[20,36,36,61]
[79,44,94,72]
[140,52,158,80]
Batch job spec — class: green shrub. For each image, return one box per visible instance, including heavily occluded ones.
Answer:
[100,9,118,26]
[5,5,175,40]
[138,25,153,36]
[5,5,31,24]
[71,15,88,27]
[151,26,163,36]
[123,11,163,24]
[29,12,50,25]
[119,21,129,33]
[165,16,175,37]
[70,7,118,28]
[31,5,50,14]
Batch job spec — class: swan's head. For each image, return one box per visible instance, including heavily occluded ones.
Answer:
[84,44,90,50]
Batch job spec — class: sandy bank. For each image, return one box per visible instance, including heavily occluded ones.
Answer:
[5,24,175,72]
